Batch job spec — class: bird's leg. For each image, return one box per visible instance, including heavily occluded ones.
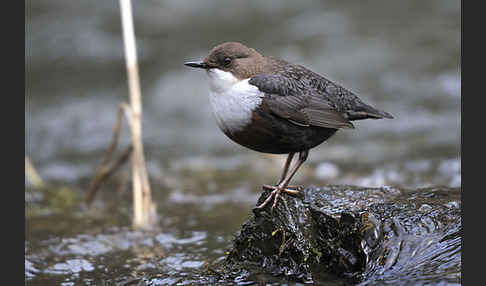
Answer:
[277,152,295,185]
[270,150,308,208]
[256,150,309,210]
[262,152,299,190]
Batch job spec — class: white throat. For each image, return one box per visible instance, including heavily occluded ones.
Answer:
[206,69,264,133]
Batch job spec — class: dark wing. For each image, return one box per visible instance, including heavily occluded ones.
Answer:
[248,74,354,129]
[309,73,394,120]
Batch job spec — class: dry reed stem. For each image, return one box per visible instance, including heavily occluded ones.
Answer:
[25,156,45,188]
[119,0,157,229]
[85,103,132,204]
[85,146,133,205]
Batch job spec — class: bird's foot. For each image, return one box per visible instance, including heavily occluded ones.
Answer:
[262,184,302,193]
[256,184,303,210]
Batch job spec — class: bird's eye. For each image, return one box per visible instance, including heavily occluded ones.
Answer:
[223,57,232,67]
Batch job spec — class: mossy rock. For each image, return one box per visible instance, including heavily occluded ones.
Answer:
[220,185,461,285]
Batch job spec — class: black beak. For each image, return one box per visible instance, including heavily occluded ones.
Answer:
[184,61,210,69]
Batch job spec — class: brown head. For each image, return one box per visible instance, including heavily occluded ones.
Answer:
[184,42,267,80]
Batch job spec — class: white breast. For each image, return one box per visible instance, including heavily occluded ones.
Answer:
[207,69,264,133]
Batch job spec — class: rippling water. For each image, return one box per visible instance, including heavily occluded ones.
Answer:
[25,0,460,284]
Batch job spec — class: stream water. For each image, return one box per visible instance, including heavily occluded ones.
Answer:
[26,1,460,285]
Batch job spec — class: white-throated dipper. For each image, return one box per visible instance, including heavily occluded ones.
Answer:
[184,42,393,210]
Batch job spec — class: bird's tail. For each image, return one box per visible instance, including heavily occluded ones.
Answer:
[346,101,394,121]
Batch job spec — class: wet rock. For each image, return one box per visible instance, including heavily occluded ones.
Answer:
[221,185,461,285]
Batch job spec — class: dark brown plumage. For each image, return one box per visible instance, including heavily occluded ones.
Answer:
[184,42,393,210]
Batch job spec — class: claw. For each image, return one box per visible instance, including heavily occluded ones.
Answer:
[255,184,303,210]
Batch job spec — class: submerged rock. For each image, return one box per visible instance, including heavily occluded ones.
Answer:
[220,185,461,285]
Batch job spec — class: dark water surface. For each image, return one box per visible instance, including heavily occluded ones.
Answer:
[26,1,460,285]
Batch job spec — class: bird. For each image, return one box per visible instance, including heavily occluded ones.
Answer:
[184,42,393,210]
